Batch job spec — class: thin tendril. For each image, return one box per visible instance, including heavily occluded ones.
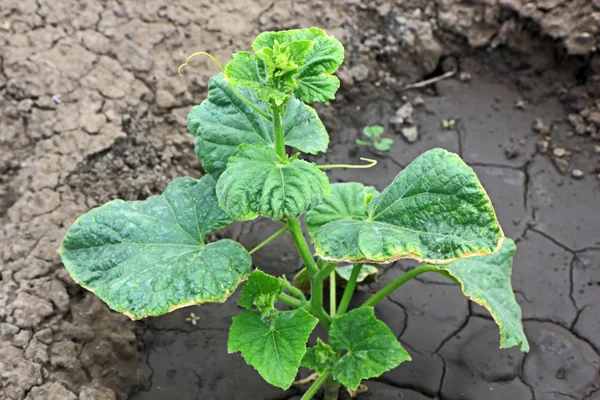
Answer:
[317,157,378,170]
[178,51,272,121]
[178,52,225,75]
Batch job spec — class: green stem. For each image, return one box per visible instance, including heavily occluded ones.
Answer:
[282,280,307,304]
[362,265,439,308]
[336,263,362,315]
[317,157,377,170]
[330,271,336,318]
[300,371,331,400]
[323,376,341,400]
[277,293,303,309]
[287,219,331,329]
[315,261,337,281]
[249,225,289,255]
[272,102,286,158]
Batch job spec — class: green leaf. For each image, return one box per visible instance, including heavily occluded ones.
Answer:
[363,125,384,137]
[252,27,344,103]
[301,338,338,374]
[305,182,379,236]
[187,74,329,179]
[356,139,371,146]
[436,238,529,352]
[329,308,411,389]
[373,138,393,151]
[228,309,318,389]
[336,264,378,284]
[224,51,289,105]
[216,143,330,221]
[59,176,251,320]
[312,148,504,264]
[238,270,283,313]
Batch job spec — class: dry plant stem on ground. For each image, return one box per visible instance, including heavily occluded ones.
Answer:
[58,28,529,399]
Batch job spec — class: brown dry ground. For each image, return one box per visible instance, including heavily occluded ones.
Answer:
[1,0,600,399]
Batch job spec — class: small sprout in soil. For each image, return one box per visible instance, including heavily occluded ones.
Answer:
[59,27,529,400]
[442,118,456,129]
[186,312,200,326]
[356,125,393,151]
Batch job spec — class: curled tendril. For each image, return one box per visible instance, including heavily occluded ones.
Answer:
[317,158,378,170]
[178,52,225,76]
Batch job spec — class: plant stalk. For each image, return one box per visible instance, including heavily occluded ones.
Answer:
[287,218,331,329]
[272,102,286,158]
[282,280,308,304]
[300,371,331,400]
[336,263,362,315]
[323,376,341,400]
[362,265,440,307]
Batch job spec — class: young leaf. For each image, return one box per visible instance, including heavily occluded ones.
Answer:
[312,148,504,264]
[216,143,330,221]
[329,308,411,389]
[363,125,384,138]
[301,338,338,374]
[252,27,344,103]
[373,138,393,152]
[305,182,379,236]
[59,176,251,319]
[355,139,371,146]
[336,264,378,284]
[187,74,329,178]
[224,51,289,105]
[228,309,318,389]
[436,238,529,352]
[238,270,283,313]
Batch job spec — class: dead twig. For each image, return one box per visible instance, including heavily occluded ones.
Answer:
[293,373,319,386]
[401,70,456,91]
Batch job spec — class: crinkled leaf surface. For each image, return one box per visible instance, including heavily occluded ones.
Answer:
[301,338,338,375]
[313,148,504,264]
[305,182,379,236]
[329,308,411,389]
[60,176,251,320]
[216,143,330,221]
[437,238,529,352]
[228,309,318,389]
[252,27,344,103]
[238,270,283,312]
[224,51,289,105]
[187,73,329,179]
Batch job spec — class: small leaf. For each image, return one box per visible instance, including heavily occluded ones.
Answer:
[313,148,504,264]
[355,139,371,146]
[301,339,338,374]
[373,139,392,151]
[187,74,329,179]
[252,27,328,52]
[329,308,411,389]
[224,51,289,105]
[294,74,341,104]
[305,182,379,236]
[60,176,251,319]
[363,125,384,137]
[437,238,529,352]
[228,309,318,389]
[336,264,378,284]
[238,270,283,312]
[216,143,330,221]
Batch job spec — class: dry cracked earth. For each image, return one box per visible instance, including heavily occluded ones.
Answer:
[1,0,600,399]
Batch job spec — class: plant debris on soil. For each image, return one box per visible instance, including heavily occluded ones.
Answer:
[1,0,600,399]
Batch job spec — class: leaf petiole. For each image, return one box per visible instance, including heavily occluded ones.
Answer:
[362,265,444,308]
[277,293,304,309]
[249,225,289,255]
[336,263,362,315]
[330,270,336,318]
[282,279,308,304]
[317,157,377,170]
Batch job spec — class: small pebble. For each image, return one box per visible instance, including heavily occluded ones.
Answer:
[459,71,472,82]
[52,94,61,105]
[572,169,584,179]
[594,145,600,154]
[413,96,425,107]
[537,140,549,153]
[515,99,526,110]
[553,147,566,157]
[513,217,521,225]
